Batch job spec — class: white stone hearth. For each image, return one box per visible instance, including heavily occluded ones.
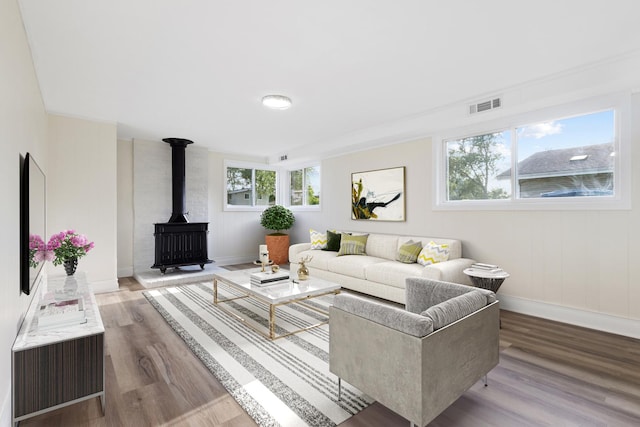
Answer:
[134,263,225,289]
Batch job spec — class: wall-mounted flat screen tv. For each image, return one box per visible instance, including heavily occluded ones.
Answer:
[20,153,46,295]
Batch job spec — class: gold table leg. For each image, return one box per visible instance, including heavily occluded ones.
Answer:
[269,304,276,339]
[212,281,339,340]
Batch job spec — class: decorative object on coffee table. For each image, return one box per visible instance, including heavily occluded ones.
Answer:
[297,255,312,280]
[259,244,270,271]
[47,229,94,275]
[260,205,295,265]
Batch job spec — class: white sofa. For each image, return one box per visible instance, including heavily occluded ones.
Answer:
[289,232,476,305]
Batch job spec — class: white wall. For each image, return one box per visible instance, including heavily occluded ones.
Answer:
[47,115,118,293]
[117,139,134,277]
[0,0,49,424]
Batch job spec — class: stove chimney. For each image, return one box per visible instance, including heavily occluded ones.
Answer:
[163,137,193,223]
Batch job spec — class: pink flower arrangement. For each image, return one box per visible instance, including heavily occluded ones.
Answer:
[28,234,53,268]
[46,229,95,266]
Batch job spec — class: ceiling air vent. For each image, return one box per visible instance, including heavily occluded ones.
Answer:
[469,97,502,115]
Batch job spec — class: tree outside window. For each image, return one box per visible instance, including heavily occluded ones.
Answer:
[289,166,320,206]
[446,131,510,201]
[226,166,276,206]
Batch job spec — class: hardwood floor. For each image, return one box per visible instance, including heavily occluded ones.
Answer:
[21,273,640,426]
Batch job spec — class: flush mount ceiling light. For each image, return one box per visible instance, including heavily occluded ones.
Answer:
[262,94,292,110]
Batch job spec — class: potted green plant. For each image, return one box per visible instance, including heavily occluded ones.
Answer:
[260,205,295,265]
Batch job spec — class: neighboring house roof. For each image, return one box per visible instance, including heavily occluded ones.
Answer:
[227,188,251,195]
[497,143,614,179]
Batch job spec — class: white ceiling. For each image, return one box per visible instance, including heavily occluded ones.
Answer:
[19,0,640,159]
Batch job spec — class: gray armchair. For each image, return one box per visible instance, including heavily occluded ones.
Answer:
[329,277,500,427]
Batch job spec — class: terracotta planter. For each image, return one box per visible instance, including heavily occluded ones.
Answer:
[265,234,290,265]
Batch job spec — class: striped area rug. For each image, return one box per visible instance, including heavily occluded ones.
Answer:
[143,282,372,427]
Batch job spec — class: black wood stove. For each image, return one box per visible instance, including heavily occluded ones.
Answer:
[151,138,212,274]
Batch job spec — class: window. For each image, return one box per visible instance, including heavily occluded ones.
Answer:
[289,165,320,207]
[446,130,511,201]
[514,111,614,199]
[438,105,626,209]
[226,164,277,207]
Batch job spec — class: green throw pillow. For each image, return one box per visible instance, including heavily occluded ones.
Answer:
[337,234,369,256]
[323,230,343,252]
[396,240,423,263]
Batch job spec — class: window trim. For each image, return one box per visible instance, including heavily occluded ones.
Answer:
[224,160,280,211]
[434,93,631,211]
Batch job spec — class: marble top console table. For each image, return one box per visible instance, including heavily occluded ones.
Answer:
[12,273,105,426]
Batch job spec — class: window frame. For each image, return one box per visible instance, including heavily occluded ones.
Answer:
[286,163,321,211]
[434,93,631,211]
[224,160,280,211]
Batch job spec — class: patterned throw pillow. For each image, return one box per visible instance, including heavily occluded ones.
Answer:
[323,230,343,252]
[309,228,328,250]
[337,234,369,256]
[417,241,450,266]
[396,240,423,264]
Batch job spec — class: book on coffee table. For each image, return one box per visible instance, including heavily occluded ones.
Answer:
[250,271,290,286]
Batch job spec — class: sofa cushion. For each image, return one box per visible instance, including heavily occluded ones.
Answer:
[338,234,369,256]
[328,255,386,279]
[420,290,487,330]
[417,241,450,266]
[365,234,399,260]
[295,249,337,270]
[365,261,425,289]
[309,228,328,250]
[396,240,423,263]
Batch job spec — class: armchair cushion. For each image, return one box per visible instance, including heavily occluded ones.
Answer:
[420,290,487,330]
[406,277,496,314]
[333,293,434,337]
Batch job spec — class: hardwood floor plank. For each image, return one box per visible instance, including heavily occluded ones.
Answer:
[19,277,640,426]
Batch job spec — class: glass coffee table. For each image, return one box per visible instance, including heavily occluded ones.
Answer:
[212,268,340,340]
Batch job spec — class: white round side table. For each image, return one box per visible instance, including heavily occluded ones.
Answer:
[463,268,510,293]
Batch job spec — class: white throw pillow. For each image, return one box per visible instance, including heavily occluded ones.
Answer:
[417,241,450,266]
[309,228,328,250]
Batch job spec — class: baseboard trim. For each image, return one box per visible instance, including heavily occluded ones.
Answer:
[90,278,119,293]
[117,266,134,278]
[498,294,640,339]
[213,255,256,266]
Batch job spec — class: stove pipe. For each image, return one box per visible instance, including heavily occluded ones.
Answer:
[163,137,193,223]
